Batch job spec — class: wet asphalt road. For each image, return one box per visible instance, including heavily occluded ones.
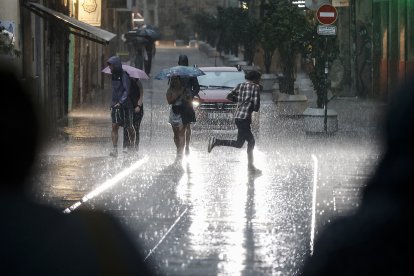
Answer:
[30,45,385,275]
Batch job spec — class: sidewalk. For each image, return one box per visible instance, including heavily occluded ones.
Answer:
[291,71,387,138]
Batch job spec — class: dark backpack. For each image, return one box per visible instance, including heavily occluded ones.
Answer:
[128,77,141,108]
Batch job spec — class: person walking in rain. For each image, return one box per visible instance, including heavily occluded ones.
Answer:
[107,56,136,157]
[134,41,147,70]
[207,70,262,174]
[177,54,200,155]
[166,76,187,160]
[144,40,156,77]
[122,77,144,153]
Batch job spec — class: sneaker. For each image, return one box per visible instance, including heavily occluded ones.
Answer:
[109,148,118,157]
[207,137,216,153]
[185,147,190,155]
[122,147,128,154]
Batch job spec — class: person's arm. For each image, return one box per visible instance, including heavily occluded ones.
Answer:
[137,80,144,107]
[119,72,131,105]
[166,88,182,105]
[135,79,144,112]
[191,77,200,97]
[143,47,148,61]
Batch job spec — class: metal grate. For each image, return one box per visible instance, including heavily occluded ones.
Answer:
[199,102,237,111]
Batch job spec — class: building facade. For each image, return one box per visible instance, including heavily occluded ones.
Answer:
[336,0,414,99]
[249,0,414,99]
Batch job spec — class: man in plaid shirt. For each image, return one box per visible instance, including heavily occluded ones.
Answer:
[207,70,262,174]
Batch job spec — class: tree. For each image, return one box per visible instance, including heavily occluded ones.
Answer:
[194,7,260,65]
[304,19,339,108]
[193,12,219,47]
[261,1,313,94]
[240,16,260,66]
[258,2,279,74]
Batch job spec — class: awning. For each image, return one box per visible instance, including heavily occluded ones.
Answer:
[23,2,116,45]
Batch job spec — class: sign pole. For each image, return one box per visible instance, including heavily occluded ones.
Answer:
[324,38,328,133]
[315,4,338,133]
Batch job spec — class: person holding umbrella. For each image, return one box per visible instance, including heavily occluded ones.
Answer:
[133,38,148,70]
[106,56,136,157]
[144,40,156,76]
[177,54,200,155]
[155,61,205,159]
[134,25,159,74]
[166,76,186,160]
[102,62,149,156]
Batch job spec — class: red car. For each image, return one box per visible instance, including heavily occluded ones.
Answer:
[194,66,259,130]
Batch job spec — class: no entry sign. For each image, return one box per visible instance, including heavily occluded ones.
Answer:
[316,4,338,25]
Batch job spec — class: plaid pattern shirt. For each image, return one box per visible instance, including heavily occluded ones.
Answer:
[232,81,261,120]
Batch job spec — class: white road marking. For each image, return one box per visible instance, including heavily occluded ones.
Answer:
[144,207,189,262]
[310,154,318,256]
[63,155,149,214]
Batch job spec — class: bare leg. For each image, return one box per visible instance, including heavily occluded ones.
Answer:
[111,123,119,147]
[172,125,185,158]
[111,123,119,156]
[134,113,143,151]
[184,124,191,154]
[126,126,136,149]
[172,126,180,148]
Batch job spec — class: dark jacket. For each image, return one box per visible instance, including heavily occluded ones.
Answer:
[107,56,132,108]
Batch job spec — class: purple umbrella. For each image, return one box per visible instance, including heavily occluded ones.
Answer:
[102,64,149,79]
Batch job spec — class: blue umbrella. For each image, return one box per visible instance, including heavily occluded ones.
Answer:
[135,27,160,40]
[154,66,205,80]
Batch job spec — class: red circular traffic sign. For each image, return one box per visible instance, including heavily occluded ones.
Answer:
[316,4,338,25]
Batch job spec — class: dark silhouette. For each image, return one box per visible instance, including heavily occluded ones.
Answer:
[133,40,147,70]
[300,76,414,275]
[0,64,155,275]
[144,40,156,76]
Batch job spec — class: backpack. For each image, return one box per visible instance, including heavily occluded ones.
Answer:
[128,76,141,108]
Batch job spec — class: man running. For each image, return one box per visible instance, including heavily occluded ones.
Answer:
[207,70,262,174]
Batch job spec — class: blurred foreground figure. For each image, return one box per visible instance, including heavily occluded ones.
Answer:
[0,65,155,275]
[300,76,414,275]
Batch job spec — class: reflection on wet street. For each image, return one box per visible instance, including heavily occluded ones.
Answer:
[30,47,384,275]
